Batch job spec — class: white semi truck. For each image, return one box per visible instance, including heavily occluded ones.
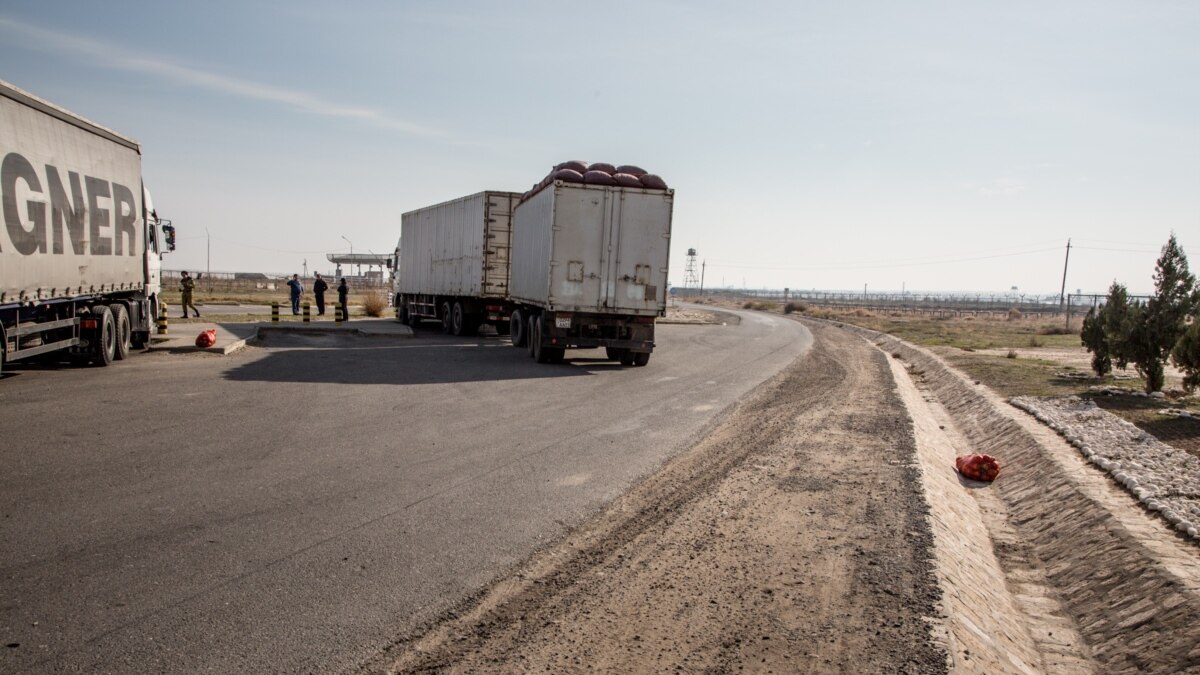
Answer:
[0,80,175,375]
[392,168,673,365]
[392,190,521,335]
[508,179,673,365]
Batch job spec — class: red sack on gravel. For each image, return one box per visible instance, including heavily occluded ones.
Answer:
[195,329,216,348]
[955,453,1000,481]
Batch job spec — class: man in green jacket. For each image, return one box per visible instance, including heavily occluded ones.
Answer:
[180,271,200,318]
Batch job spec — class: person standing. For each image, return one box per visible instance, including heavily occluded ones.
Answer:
[337,278,349,322]
[312,273,329,316]
[179,271,200,318]
[287,274,303,315]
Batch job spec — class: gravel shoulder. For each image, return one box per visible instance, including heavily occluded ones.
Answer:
[377,322,946,673]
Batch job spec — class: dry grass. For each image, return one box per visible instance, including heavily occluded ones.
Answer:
[744,303,1200,452]
[362,292,388,317]
[741,300,777,312]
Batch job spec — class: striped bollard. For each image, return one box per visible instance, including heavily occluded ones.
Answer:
[271,302,280,323]
[303,302,311,323]
[156,302,169,335]
[335,305,343,325]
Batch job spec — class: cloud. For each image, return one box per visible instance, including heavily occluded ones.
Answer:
[0,16,442,138]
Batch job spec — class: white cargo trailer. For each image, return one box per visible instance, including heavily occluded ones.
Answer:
[391,191,520,335]
[508,181,673,365]
[1,80,175,374]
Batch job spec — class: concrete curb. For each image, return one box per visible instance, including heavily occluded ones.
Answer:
[253,323,414,339]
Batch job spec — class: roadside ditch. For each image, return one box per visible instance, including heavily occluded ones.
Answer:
[839,319,1200,673]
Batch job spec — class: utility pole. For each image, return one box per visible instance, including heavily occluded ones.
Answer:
[205,227,211,285]
[699,260,706,296]
[1059,238,1072,310]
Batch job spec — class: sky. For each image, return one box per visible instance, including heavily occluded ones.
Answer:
[1,0,1197,296]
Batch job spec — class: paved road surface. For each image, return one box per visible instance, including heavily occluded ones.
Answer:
[0,309,810,673]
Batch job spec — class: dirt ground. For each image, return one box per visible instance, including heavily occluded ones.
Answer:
[661,305,725,324]
[379,322,946,673]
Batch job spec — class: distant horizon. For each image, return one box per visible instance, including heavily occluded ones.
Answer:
[161,263,1145,300]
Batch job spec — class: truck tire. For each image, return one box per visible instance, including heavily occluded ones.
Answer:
[405,303,422,327]
[527,315,537,358]
[441,302,453,334]
[532,315,564,364]
[510,309,526,347]
[605,346,623,361]
[110,303,132,361]
[619,350,636,366]
[0,324,6,377]
[91,305,117,367]
[451,302,467,336]
[632,351,650,367]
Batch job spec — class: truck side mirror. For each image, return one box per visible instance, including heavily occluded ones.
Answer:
[161,222,176,252]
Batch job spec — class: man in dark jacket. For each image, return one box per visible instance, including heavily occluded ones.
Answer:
[337,278,349,322]
[312,273,329,316]
[286,274,303,315]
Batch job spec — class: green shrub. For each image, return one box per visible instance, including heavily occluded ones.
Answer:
[1171,320,1200,392]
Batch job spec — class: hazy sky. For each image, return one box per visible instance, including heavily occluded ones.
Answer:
[2,1,1196,295]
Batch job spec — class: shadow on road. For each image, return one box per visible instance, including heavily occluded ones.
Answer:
[224,333,628,385]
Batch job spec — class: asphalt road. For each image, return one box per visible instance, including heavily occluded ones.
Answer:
[0,309,811,673]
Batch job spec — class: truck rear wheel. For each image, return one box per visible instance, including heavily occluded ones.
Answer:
[619,350,635,366]
[441,302,453,334]
[91,305,117,367]
[451,302,468,336]
[526,315,537,358]
[632,351,650,367]
[532,315,563,364]
[110,303,131,360]
[510,309,526,347]
[605,346,623,361]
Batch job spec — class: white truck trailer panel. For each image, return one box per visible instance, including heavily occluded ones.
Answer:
[1,82,147,301]
[398,191,519,298]
[510,182,673,316]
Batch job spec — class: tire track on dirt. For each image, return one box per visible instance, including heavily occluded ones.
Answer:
[372,323,946,673]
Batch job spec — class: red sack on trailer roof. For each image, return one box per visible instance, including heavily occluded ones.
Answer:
[955,453,1000,482]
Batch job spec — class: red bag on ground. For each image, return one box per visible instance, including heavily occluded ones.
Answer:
[195,329,216,348]
[955,453,1000,481]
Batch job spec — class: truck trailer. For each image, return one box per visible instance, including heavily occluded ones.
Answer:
[508,180,673,365]
[0,80,175,375]
[392,191,520,335]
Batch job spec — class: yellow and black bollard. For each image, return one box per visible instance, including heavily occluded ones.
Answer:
[271,302,280,323]
[156,302,169,335]
[303,302,311,323]
[335,305,343,325]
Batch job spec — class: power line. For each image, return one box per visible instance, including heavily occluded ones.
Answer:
[707,246,1063,272]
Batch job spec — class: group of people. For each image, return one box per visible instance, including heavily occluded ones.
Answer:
[177,271,350,321]
[287,273,350,320]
